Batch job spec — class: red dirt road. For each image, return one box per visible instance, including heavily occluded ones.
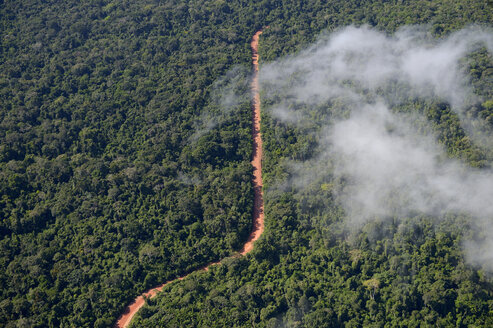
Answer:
[114,30,265,328]
[240,29,264,255]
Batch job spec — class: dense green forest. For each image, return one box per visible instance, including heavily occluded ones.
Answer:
[1,0,257,326]
[1,0,493,327]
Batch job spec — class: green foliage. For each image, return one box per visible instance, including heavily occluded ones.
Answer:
[132,0,493,327]
[1,0,492,327]
[0,0,257,326]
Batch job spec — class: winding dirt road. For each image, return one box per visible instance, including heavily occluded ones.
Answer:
[240,29,264,255]
[114,29,265,328]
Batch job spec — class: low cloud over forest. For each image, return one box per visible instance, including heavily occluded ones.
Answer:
[260,25,493,271]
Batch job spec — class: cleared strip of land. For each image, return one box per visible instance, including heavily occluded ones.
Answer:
[115,29,265,328]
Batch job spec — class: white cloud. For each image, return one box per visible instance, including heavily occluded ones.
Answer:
[260,25,493,270]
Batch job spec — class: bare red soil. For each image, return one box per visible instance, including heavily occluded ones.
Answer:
[240,29,264,255]
[114,30,265,328]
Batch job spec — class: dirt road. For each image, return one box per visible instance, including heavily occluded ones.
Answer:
[240,29,264,255]
[115,29,265,328]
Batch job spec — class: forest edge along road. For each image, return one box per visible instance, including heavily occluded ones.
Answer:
[114,29,265,328]
[115,29,265,327]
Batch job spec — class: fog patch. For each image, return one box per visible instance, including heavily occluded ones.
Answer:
[329,103,493,222]
[260,25,493,271]
[190,65,251,142]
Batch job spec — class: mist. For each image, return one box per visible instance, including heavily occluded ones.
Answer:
[190,65,250,142]
[329,102,493,220]
[259,25,493,271]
